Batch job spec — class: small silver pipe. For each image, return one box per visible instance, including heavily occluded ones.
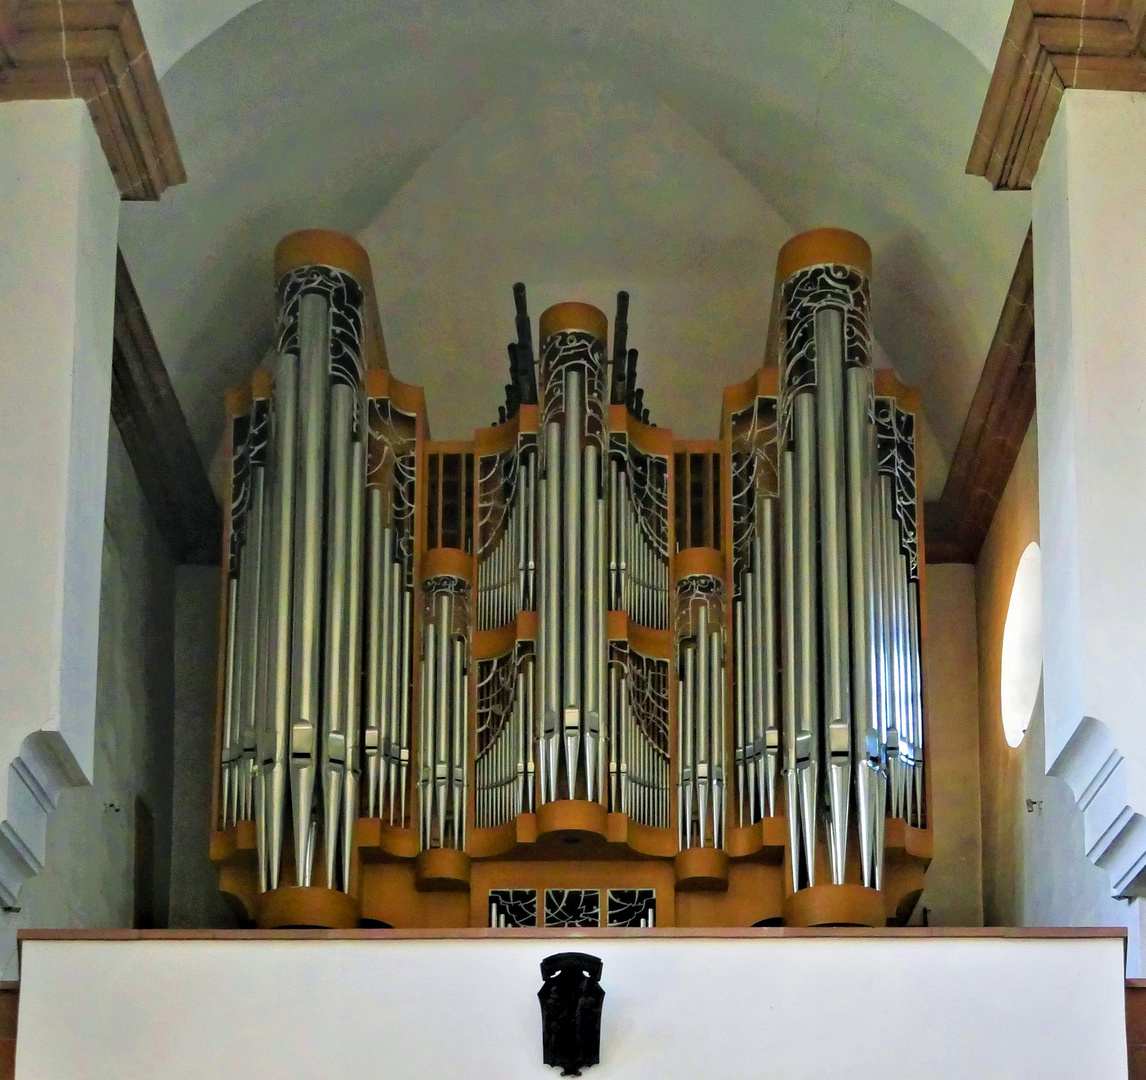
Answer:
[742,570,757,821]
[619,470,630,615]
[619,670,630,816]
[734,598,747,826]
[452,636,466,848]
[222,576,241,828]
[682,644,695,847]
[397,584,412,826]
[711,627,724,849]
[419,628,434,849]
[760,497,779,818]
[434,591,452,847]
[364,492,385,818]
[696,600,710,847]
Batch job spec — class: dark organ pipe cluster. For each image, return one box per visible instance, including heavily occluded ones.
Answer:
[216,227,927,908]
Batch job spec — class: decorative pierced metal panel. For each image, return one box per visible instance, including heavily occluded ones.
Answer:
[276,265,366,393]
[544,889,601,928]
[539,331,608,446]
[627,649,669,756]
[607,889,656,928]
[489,889,537,928]
[628,443,669,562]
[367,396,418,583]
[779,263,871,442]
[475,647,522,829]
[730,396,779,597]
[476,444,518,560]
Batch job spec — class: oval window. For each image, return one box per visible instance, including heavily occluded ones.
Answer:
[1000,541,1043,748]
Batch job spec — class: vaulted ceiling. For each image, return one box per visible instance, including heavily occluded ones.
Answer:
[120,0,1028,498]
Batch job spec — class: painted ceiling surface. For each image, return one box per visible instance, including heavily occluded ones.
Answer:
[120,0,1029,498]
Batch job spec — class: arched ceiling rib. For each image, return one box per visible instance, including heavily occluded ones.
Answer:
[119,0,1029,499]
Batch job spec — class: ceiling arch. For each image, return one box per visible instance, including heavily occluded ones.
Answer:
[134,0,1013,78]
[119,0,1029,498]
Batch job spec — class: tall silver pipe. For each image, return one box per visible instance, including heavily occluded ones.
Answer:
[780,449,801,887]
[846,364,879,885]
[583,442,600,801]
[340,435,366,891]
[321,382,354,889]
[543,419,562,802]
[290,291,329,888]
[873,473,896,817]
[563,369,584,795]
[262,352,297,889]
[794,392,819,887]
[814,308,851,886]
[237,445,267,823]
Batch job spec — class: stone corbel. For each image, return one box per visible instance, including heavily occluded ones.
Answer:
[969,0,1146,190]
[0,0,185,199]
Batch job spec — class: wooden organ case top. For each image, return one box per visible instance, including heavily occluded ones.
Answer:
[211,227,933,931]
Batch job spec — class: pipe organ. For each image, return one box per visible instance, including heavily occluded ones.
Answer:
[212,227,932,931]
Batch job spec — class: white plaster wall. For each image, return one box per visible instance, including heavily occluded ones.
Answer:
[0,427,176,977]
[1031,91,1146,903]
[15,935,1129,1079]
[0,98,121,908]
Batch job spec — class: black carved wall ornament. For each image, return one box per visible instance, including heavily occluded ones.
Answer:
[538,952,605,1076]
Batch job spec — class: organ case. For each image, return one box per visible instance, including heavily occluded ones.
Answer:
[210,227,933,930]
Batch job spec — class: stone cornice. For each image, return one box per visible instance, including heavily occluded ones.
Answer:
[0,0,184,199]
[969,1,1146,190]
